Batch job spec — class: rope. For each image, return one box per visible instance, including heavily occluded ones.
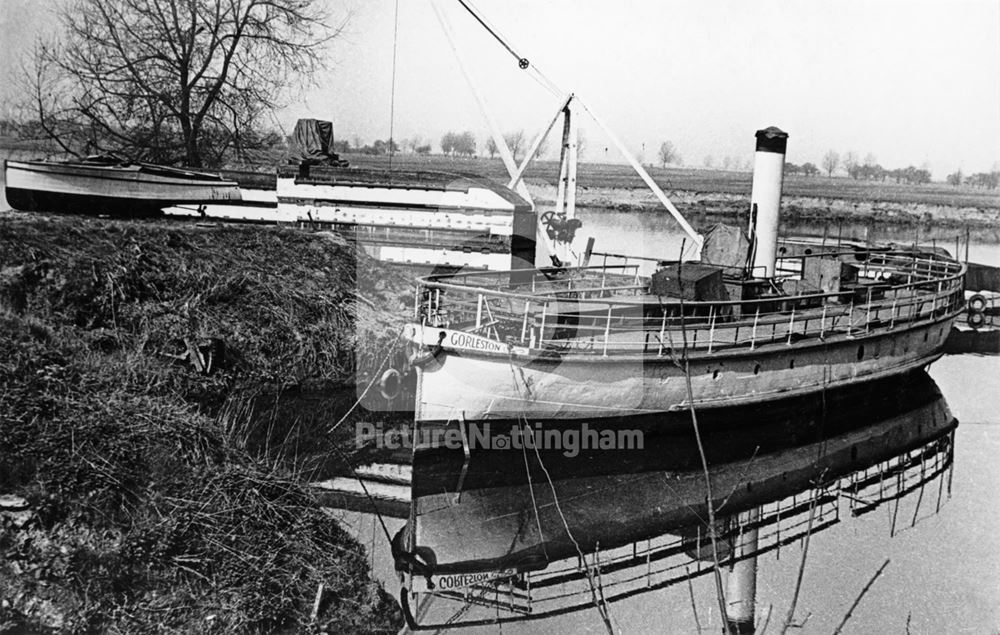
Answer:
[327,325,406,435]
[387,0,400,174]
[502,347,614,633]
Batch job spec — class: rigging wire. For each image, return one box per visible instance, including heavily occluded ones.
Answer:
[457,0,564,98]
[388,0,400,174]
[456,0,529,69]
[501,348,614,633]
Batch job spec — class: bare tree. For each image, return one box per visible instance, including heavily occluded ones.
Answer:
[404,136,423,154]
[658,141,678,167]
[822,150,840,177]
[843,151,859,179]
[503,130,526,162]
[22,0,346,167]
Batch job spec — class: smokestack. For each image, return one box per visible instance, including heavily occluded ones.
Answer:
[725,507,760,634]
[748,127,788,278]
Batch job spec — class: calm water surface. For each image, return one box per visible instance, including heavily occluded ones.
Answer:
[333,211,999,634]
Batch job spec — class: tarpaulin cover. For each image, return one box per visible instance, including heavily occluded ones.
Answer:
[290,118,334,162]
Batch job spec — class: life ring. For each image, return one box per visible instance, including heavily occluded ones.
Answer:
[378,368,402,400]
[967,310,985,329]
[968,294,988,313]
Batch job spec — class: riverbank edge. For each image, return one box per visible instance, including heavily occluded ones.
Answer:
[0,216,409,633]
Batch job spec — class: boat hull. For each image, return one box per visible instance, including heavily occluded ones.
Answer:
[410,315,957,422]
[4,160,241,216]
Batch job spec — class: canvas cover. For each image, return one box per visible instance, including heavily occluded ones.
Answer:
[700,223,751,271]
[290,118,334,162]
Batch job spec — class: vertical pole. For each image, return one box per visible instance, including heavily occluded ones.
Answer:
[708,306,716,354]
[521,300,531,343]
[554,115,569,218]
[603,305,612,356]
[749,127,789,278]
[539,302,547,346]
[565,103,578,222]
[726,508,760,635]
[658,311,668,356]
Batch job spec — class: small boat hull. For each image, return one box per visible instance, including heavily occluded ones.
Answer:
[4,159,241,216]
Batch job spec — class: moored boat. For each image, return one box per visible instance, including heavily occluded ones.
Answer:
[404,125,968,423]
[3,156,242,216]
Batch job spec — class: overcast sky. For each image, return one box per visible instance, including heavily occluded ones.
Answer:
[3,0,999,176]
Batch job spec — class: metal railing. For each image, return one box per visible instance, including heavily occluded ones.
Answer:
[404,429,955,629]
[414,250,966,356]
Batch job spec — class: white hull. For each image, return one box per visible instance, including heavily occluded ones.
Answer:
[410,317,955,422]
[276,171,535,270]
[4,160,240,205]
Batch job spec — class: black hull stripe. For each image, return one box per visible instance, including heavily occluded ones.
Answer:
[5,187,233,215]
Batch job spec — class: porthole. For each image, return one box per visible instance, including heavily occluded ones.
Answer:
[753,363,761,375]
[789,359,795,369]
[857,345,865,361]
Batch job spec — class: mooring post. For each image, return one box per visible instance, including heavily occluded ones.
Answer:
[748,127,789,278]
[725,507,760,634]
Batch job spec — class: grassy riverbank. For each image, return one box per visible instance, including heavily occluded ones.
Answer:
[0,216,409,632]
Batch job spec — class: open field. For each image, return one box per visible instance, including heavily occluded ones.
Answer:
[342,152,1000,210]
[5,142,999,232]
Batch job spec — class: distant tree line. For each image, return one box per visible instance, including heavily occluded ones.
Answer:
[784,161,819,177]
[440,131,476,157]
[946,168,1000,190]
[810,150,934,184]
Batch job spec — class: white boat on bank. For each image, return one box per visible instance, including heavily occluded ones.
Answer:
[3,157,241,215]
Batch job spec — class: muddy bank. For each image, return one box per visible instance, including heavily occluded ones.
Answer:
[527,183,1000,233]
[0,216,408,633]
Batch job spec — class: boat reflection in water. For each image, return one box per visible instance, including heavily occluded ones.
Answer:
[392,371,956,631]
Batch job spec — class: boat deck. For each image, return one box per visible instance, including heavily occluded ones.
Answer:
[413,247,965,357]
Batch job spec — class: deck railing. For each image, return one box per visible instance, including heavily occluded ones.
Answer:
[403,429,954,629]
[414,250,966,356]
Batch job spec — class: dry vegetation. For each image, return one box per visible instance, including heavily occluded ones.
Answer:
[0,216,410,633]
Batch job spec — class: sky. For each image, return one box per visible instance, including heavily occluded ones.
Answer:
[2,0,999,176]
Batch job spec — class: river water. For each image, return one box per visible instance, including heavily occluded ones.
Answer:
[3,176,995,631]
[331,210,999,634]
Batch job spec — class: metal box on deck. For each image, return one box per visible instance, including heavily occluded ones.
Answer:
[651,263,728,301]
